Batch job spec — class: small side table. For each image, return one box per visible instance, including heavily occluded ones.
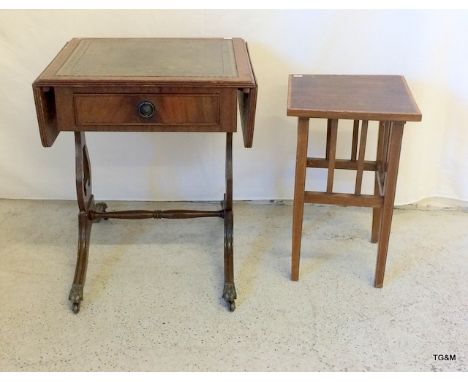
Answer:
[33,38,257,313]
[287,75,421,287]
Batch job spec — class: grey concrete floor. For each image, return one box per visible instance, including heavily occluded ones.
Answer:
[0,199,466,371]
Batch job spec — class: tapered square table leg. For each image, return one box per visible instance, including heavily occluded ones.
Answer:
[291,118,309,281]
[374,122,405,287]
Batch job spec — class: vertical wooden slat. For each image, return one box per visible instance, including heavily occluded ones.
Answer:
[354,120,369,195]
[378,121,391,187]
[326,119,338,193]
[291,118,310,281]
[382,121,390,157]
[325,119,331,159]
[384,121,391,164]
[351,120,359,160]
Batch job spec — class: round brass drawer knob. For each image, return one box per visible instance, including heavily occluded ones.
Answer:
[138,101,155,119]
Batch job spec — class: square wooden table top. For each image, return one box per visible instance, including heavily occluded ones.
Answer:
[287,75,422,122]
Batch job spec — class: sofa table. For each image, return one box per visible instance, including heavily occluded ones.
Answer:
[287,75,421,287]
[33,38,257,313]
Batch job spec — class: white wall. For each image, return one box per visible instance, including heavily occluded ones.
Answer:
[1,10,467,204]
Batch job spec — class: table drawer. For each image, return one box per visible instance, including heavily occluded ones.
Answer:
[74,93,220,126]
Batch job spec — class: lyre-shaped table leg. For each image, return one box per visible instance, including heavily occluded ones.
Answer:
[69,132,107,313]
[69,212,91,313]
[222,133,237,312]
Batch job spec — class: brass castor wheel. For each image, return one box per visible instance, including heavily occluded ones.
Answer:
[72,302,81,314]
[69,284,83,314]
[223,283,237,312]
